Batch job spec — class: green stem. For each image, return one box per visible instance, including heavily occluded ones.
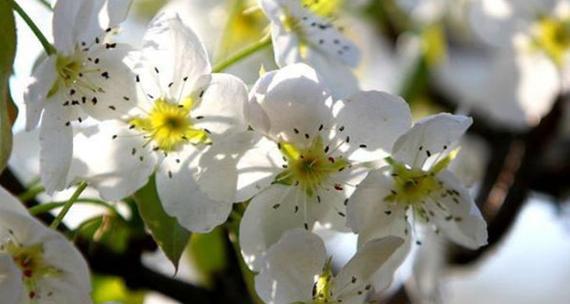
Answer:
[29,198,120,217]
[9,0,56,55]
[18,183,45,202]
[37,0,52,11]
[50,181,88,229]
[212,35,272,73]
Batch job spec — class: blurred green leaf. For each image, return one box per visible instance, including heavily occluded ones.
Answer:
[133,175,191,269]
[75,215,131,254]
[189,227,227,287]
[92,275,145,304]
[0,1,18,173]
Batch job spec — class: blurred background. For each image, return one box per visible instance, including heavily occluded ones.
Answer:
[5,0,570,303]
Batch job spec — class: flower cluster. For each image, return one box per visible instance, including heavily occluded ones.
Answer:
[3,0,493,302]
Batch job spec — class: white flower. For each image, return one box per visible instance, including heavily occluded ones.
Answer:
[347,113,487,260]
[259,0,361,97]
[24,0,135,193]
[437,0,568,129]
[255,229,404,304]
[0,187,91,303]
[238,63,412,270]
[69,13,251,233]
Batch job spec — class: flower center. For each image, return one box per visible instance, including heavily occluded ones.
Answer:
[274,136,349,197]
[383,152,457,209]
[129,98,210,151]
[3,242,61,299]
[534,16,570,65]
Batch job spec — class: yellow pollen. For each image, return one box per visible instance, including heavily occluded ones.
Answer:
[384,150,459,209]
[129,98,210,151]
[274,137,348,197]
[534,16,570,66]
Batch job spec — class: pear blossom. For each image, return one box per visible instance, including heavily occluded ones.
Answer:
[254,229,404,304]
[68,13,252,233]
[238,63,412,270]
[23,0,135,194]
[436,0,568,129]
[259,0,361,97]
[0,187,91,303]
[347,113,487,255]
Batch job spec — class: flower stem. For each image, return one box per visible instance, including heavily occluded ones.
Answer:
[37,0,53,11]
[30,198,121,217]
[9,0,56,55]
[18,183,45,202]
[50,181,88,229]
[212,35,272,73]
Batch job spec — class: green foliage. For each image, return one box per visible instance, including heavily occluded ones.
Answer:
[189,227,228,287]
[92,275,145,304]
[133,175,191,269]
[75,215,132,254]
[0,1,17,173]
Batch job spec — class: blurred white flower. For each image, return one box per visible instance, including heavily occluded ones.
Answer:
[69,13,252,233]
[23,0,135,193]
[238,63,412,270]
[347,114,487,286]
[254,229,404,304]
[0,187,91,303]
[259,0,361,97]
[438,0,568,129]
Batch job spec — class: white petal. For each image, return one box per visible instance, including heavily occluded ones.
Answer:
[262,0,360,67]
[255,229,326,304]
[138,13,211,100]
[347,170,403,237]
[431,170,488,249]
[246,70,276,134]
[73,0,132,48]
[70,121,157,201]
[42,237,92,302]
[80,43,137,120]
[333,236,404,300]
[335,91,412,162]
[309,165,369,232]
[156,147,233,233]
[24,56,56,131]
[197,132,256,202]
[239,185,306,271]
[235,136,283,202]
[0,186,28,215]
[192,73,248,135]
[251,64,334,142]
[53,0,86,53]
[39,102,74,193]
[304,54,360,99]
[0,255,23,304]
[392,113,472,169]
[104,0,133,27]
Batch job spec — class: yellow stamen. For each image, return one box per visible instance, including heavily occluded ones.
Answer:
[129,98,210,151]
[534,16,570,66]
[274,137,348,197]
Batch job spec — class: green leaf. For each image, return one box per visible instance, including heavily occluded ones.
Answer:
[133,175,191,269]
[74,215,132,254]
[0,1,18,173]
[92,275,145,304]
[189,227,227,287]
